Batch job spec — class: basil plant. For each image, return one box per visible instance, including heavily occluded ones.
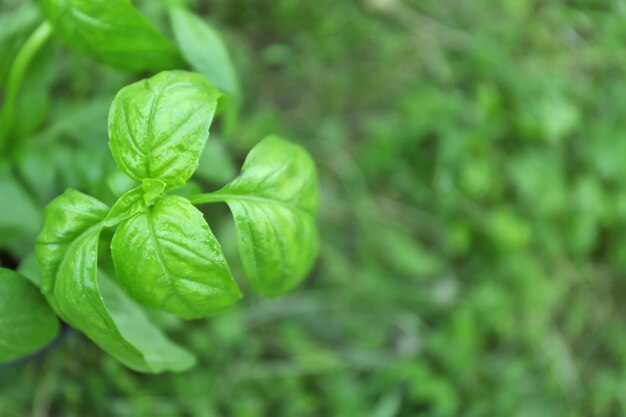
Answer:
[9,70,319,373]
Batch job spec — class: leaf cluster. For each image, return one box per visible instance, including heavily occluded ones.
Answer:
[0,1,319,372]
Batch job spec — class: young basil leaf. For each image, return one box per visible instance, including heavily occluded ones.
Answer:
[111,195,241,319]
[191,136,320,296]
[168,6,240,98]
[142,178,167,204]
[108,70,221,188]
[0,268,59,363]
[104,187,145,228]
[37,0,182,71]
[36,189,194,372]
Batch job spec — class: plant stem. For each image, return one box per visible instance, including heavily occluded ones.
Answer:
[188,193,225,205]
[0,21,53,156]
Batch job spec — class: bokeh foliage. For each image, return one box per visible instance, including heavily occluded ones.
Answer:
[2,0,626,415]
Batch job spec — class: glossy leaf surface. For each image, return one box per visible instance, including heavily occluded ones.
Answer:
[193,136,319,296]
[0,268,59,363]
[36,189,193,372]
[108,70,220,188]
[38,0,181,71]
[111,195,241,319]
[36,188,108,295]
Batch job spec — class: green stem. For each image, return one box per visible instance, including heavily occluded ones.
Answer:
[188,193,225,205]
[0,21,53,156]
[189,192,312,216]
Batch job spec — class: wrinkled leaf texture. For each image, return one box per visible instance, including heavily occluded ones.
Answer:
[108,70,220,188]
[111,195,241,319]
[194,136,320,296]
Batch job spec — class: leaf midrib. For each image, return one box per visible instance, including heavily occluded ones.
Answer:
[146,207,201,316]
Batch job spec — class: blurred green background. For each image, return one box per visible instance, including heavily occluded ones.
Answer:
[2,0,626,415]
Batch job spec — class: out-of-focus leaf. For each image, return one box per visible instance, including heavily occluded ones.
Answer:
[10,42,53,143]
[38,0,182,71]
[17,252,41,287]
[377,228,443,279]
[50,144,112,197]
[0,2,41,88]
[35,96,111,145]
[168,6,241,132]
[98,271,196,372]
[168,6,240,97]
[195,138,237,184]
[0,164,41,250]
[16,147,57,203]
[0,268,59,363]
[106,168,137,199]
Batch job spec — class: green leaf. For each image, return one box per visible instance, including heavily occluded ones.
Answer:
[17,252,43,287]
[0,165,42,252]
[37,0,182,71]
[106,168,136,198]
[36,188,109,295]
[0,268,59,363]
[9,36,53,144]
[36,189,193,372]
[34,96,111,145]
[98,271,196,372]
[0,19,53,156]
[168,6,240,97]
[50,143,113,197]
[142,178,167,204]
[0,3,41,89]
[16,147,57,203]
[111,195,241,319]
[108,70,221,188]
[191,136,320,296]
[104,186,145,228]
[168,6,241,133]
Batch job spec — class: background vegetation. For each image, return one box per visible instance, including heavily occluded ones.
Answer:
[2,0,626,415]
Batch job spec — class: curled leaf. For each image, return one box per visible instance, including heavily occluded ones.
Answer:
[191,136,319,296]
[36,189,194,372]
